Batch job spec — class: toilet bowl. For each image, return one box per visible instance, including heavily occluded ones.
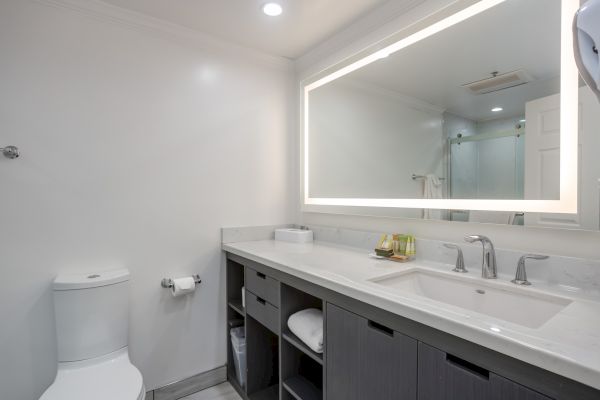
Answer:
[40,269,144,400]
[40,348,144,400]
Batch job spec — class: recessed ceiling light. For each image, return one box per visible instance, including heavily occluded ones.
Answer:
[263,2,283,16]
[491,107,503,112]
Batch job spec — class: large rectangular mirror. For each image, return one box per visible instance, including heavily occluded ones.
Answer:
[302,0,594,228]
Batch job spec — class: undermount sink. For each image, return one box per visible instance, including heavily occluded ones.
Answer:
[370,269,572,329]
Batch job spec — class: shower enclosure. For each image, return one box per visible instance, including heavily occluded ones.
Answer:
[448,124,525,200]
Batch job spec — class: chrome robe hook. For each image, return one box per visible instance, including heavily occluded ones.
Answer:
[1,146,19,159]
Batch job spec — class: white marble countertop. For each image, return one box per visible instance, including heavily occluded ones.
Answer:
[223,239,600,390]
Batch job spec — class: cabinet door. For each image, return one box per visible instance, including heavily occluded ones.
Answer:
[524,87,600,229]
[360,319,417,400]
[326,304,363,400]
[491,374,552,400]
[326,303,417,400]
[418,342,492,400]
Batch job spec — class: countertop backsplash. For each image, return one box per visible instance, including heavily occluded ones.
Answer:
[223,224,600,297]
[306,224,600,297]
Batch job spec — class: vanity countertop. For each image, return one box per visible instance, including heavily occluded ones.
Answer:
[223,239,600,390]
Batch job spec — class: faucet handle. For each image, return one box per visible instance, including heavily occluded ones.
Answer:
[464,234,491,244]
[444,243,467,273]
[520,254,549,262]
[512,254,549,285]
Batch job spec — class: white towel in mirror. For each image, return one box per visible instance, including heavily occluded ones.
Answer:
[423,174,443,219]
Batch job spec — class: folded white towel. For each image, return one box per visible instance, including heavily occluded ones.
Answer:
[287,308,324,354]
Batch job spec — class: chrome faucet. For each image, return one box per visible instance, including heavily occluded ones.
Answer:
[512,254,549,285]
[464,235,497,279]
[443,243,467,273]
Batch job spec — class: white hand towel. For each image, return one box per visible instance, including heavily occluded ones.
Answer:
[287,308,324,354]
[423,174,443,219]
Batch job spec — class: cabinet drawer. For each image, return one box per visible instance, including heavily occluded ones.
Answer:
[246,267,280,307]
[418,342,491,400]
[246,291,279,334]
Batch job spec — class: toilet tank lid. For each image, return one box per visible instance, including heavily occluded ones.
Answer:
[53,269,130,290]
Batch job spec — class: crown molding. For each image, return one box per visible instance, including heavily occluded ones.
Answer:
[337,78,446,115]
[33,0,293,71]
[295,0,484,83]
[294,0,430,76]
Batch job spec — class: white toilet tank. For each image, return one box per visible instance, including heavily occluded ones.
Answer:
[53,269,130,362]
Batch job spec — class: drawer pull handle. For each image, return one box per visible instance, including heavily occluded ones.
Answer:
[256,296,266,305]
[446,354,489,379]
[256,272,267,279]
[368,320,394,337]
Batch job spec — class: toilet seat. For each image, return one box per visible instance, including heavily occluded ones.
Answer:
[40,348,144,400]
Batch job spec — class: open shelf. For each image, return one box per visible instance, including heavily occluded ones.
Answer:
[227,259,246,394]
[228,299,245,316]
[282,330,323,365]
[249,384,278,400]
[246,315,279,400]
[283,376,322,400]
[280,283,324,400]
[228,318,244,329]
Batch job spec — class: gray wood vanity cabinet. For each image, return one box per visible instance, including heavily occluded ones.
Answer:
[418,342,492,400]
[418,343,552,400]
[225,253,599,400]
[326,303,417,400]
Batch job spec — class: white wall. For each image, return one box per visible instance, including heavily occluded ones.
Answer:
[309,80,444,204]
[0,1,294,399]
[295,0,600,260]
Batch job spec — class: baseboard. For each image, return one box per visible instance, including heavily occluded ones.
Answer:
[147,365,227,400]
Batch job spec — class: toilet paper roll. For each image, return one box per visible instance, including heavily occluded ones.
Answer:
[171,277,196,297]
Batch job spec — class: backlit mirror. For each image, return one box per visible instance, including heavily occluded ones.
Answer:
[302,0,599,230]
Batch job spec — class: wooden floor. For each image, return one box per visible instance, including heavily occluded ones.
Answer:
[179,382,242,400]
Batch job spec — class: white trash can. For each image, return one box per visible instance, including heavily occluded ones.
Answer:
[230,326,246,388]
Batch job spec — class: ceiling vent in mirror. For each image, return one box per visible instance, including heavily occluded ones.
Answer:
[462,70,533,95]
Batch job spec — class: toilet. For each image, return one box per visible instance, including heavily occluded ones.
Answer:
[40,269,145,400]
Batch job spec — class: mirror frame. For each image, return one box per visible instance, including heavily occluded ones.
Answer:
[301,0,580,214]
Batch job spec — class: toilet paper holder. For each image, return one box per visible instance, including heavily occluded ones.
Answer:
[161,274,202,289]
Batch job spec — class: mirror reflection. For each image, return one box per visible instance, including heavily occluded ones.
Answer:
[308,0,600,229]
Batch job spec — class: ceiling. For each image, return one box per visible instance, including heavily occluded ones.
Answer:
[344,0,562,121]
[101,0,390,59]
